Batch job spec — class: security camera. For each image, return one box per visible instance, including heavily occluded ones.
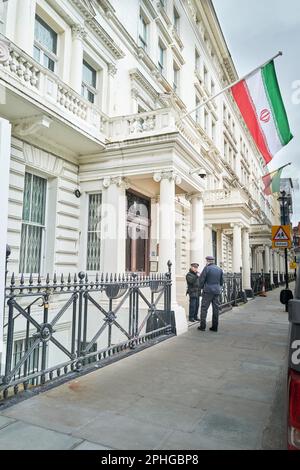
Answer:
[189,167,207,178]
[198,168,207,178]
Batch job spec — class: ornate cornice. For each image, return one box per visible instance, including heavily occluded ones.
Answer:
[71,0,96,20]
[86,19,125,60]
[129,69,165,106]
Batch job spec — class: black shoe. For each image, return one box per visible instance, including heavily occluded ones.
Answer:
[198,326,206,331]
[189,319,196,322]
[209,327,218,332]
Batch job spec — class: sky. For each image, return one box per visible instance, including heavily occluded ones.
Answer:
[213,0,300,225]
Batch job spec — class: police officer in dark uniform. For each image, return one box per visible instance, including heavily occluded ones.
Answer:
[198,255,223,332]
[186,262,201,322]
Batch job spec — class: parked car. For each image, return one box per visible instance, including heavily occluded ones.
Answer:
[287,269,300,450]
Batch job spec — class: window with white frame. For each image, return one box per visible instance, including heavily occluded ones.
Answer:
[86,193,102,271]
[173,62,179,93]
[158,40,165,75]
[195,48,200,71]
[19,172,47,274]
[224,139,228,160]
[195,95,201,123]
[139,11,148,50]
[81,60,97,104]
[212,119,216,142]
[204,109,209,133]
[203,65,208,88]
[173,6,180,32]
[34,15,58,72]
[211,79,215,96]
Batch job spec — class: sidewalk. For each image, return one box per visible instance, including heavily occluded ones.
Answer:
[0,287,291,450]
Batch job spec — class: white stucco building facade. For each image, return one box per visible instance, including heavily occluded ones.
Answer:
[0,0,288,349]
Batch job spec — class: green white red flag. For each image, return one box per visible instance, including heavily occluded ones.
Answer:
[262,163,290,195]
[231,60,293,164]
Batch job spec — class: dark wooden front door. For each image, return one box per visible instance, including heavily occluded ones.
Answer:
[126,190,150,273]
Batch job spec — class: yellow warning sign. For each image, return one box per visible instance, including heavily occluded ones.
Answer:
[272,225,292,249]
[290,261,297,270]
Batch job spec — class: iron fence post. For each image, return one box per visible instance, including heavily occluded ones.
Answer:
[4,298,14,380]
[77,272,85,358]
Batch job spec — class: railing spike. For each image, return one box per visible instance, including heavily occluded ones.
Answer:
[110,273,113,282]
[37,273,41,285]
[61,273,64,284]
[101,272,104,282]
[11,272,15,286]
[114,273,117,282]
[20,273,24,285]
[85,272,88,283]
[96,272,99,283]
[74,273,77,283]
[46,273,50,284]
[29,273,33,285]
[68,273,71,284]
[105,273,108,282]
[53,272,57,284]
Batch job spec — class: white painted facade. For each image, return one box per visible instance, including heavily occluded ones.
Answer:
[0,0,289,349]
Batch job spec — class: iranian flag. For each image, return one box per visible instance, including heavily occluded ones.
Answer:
[231,60,293,164]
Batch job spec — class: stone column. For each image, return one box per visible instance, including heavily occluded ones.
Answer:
[0,118,11,368]
[154,171,187,334]
[187,193,204,269]
[270,250,274,286]
[154,171,178,276]
[264,245,270,273]
[4,0,18,42]
[242,228,251,291]
[216,229,223,267]
[70,24,87,94]
[232,223,242,273]
[15,0,36,55]
[204,224,213,262]
[101,176,128,274]
[257,248,264,272]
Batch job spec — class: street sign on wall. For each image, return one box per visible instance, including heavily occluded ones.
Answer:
[272,225,292,249]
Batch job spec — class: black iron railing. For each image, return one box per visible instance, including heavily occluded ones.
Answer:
[251,272,263,295]
[251,271,296,295]
[220,271,245,309]
[264,273,272,291]
[1,262,174,400]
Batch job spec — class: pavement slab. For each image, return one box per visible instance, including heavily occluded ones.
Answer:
[0,285,292,449]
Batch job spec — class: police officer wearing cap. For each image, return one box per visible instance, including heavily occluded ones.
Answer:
[198,255,223,332]
[186,263,201,322]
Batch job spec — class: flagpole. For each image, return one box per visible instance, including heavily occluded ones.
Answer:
[181,51,283,121]
[264,162,291,178]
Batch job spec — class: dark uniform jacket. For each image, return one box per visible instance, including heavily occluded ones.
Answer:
[199,264,223,295]
[186,270,201,298]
